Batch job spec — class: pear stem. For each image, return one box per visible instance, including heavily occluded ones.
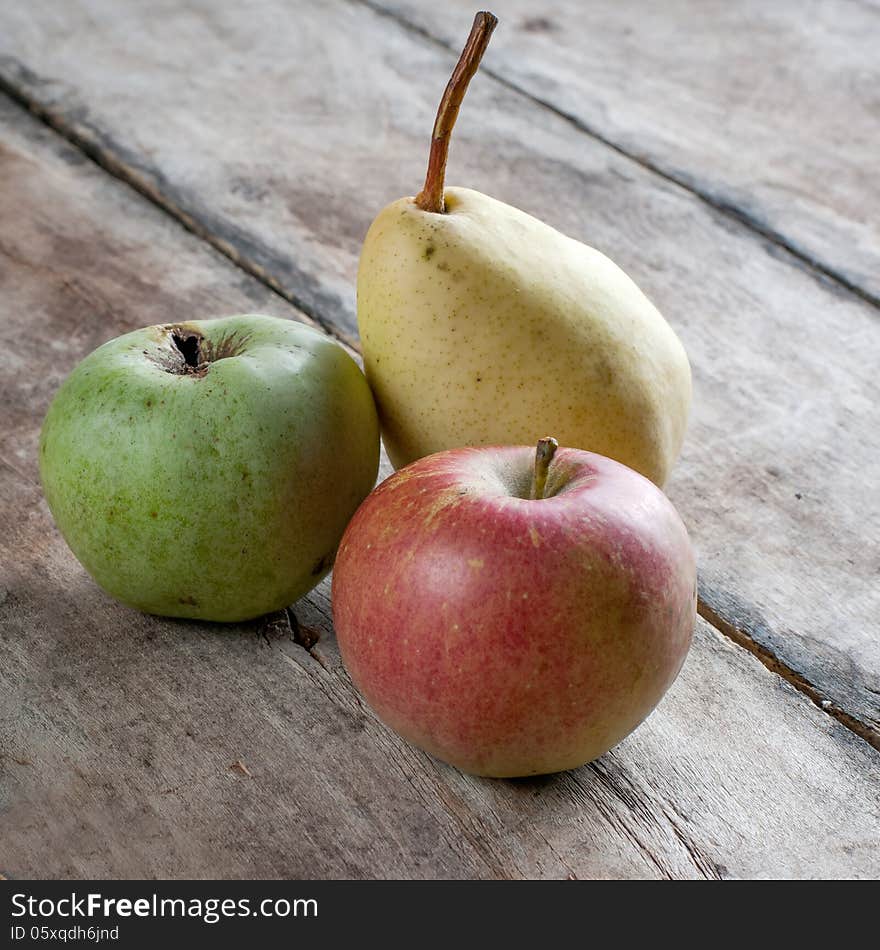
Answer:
[531,437,559,501]
[414,11,498,214]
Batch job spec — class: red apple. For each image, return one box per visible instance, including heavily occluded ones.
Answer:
[332,439,696,778]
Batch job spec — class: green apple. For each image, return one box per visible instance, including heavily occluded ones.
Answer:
[40,314,380,622]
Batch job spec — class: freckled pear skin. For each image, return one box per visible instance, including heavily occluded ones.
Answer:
[357,12,690,486]
[358,187,691,486]
[39,315,380,622]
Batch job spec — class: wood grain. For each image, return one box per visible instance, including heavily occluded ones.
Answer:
[370,0,880,304]
[1,97,879,879]
[1,0,876,741]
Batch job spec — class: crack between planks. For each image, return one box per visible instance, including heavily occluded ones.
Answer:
[0,56,875,750]
[697,596,880,751]
[0,71,360,352]
[355,0,880,312]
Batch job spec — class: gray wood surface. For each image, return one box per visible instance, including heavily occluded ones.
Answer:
[2,97,879,880]
[373,0,880,304]
[0,0,877,741]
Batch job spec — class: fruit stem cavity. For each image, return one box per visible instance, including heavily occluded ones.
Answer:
[172,331,203,369]
[414,11,498,214]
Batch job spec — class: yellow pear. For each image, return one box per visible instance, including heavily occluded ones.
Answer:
[358,12,691,486]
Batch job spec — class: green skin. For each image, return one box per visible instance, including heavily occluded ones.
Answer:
[40,315,380,622]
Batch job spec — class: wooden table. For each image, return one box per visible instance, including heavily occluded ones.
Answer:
[1,0,878,879]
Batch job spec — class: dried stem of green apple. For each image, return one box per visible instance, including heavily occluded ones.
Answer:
[531,437,559,501]
[414,11,498,214]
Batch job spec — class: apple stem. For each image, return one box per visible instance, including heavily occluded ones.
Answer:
[531,437,559,501]
[414,11,498,214]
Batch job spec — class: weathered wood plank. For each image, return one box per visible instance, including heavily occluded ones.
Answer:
[372,0,880,304]
[1,0,876,741]
[1,97,879,880]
